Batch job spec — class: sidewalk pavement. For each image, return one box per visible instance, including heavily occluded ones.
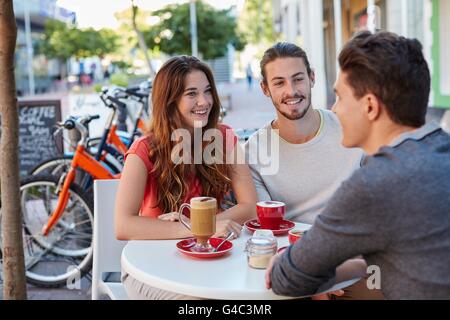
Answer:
[217,80,276,130]
[0,277,91,300]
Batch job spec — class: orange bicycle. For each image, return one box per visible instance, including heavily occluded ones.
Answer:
[2,112,123,287]
[0,85,152,287]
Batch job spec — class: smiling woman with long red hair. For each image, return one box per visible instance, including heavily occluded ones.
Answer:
[148,56,234,216]
[114,56,257,299]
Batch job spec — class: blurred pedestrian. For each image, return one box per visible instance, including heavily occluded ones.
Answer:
[90,62,97,83]
[103,67,110,80]
[246,63,253,91]
[78,60,85,85]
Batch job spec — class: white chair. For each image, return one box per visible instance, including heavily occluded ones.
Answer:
[92,179,128,300]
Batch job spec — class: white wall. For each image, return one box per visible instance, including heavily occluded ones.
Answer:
[286,0,298,42]
[299,0,327,109]
[278,0,301,42]
[386,0,402,34]
[386,0,424,41]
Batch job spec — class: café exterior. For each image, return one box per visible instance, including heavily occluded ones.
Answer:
[272,0,450,111]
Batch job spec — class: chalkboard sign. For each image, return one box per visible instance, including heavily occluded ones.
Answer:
[0,100,63,176]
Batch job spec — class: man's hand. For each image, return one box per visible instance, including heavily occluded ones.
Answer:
[265,252,283,289]
[264,247,344,300]
[311,290,345,300]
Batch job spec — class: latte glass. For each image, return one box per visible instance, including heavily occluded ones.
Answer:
[178,197,217,252]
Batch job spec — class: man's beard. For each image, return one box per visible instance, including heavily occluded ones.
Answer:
[272,92,312,121]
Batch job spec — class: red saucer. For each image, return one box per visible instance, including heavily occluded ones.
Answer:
[244,219,295,235]
[176,238,233,259]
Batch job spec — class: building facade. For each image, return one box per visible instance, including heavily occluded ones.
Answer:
[272,0,450,110]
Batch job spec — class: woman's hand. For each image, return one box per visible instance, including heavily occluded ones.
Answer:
[213,219,242,239]
[158,214,242,239]
[157,212,179,222]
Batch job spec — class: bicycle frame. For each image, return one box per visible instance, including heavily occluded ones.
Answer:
[42,140,115,237]
[42,91,149,236]
[95,118,145,173]
[106,124,128,155]
[100,93,148,162]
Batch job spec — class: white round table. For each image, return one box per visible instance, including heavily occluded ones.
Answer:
[121,222,358,300]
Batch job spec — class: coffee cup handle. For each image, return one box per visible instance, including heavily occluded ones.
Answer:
[178,203,191,230]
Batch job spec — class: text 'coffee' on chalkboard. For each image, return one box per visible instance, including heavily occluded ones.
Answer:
[0,100,63,176]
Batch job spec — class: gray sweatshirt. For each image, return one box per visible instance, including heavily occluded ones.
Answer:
[270,123,450,299]
[245,109,363,224]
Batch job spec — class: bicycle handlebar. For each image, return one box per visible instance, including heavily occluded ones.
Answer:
[51,115,97,148]
[57,114,100,133]
[63,119,76,130]
[125,88,148,100]
[106,95,127,109]
[100,83,150,107]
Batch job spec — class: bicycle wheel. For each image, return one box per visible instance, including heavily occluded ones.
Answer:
[0,174,94,287]
[30,156,96,192]
[29,155,73,176]
[30,155,122,177]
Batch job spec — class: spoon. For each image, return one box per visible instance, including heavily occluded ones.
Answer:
[213,231,235,252]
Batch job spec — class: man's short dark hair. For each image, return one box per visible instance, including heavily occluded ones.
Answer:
[260,42,312,84]
[339,31,430,128]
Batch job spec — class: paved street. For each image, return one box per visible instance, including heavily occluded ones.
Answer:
[217,80,276,131]
[0,275,92,300]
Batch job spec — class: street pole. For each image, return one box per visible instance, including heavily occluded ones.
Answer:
[190,0,198,57]
[334,0,342,77]
[24,0,35,95]
[367,0,376,33]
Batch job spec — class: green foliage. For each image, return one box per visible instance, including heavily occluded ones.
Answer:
[36,20,77,61]
[76,28,119,58]
[112,60,132,70]
[114,7,149,50]
[110,73,129,87]
[93,83,103,92]
[113,7,157,68]
[143,1,246,60]
[238,0,278,45]
[37,20,119,61]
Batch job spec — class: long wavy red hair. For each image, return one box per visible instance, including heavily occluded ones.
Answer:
[147,56,232,213]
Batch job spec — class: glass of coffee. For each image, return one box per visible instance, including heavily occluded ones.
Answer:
[178,197,217,252]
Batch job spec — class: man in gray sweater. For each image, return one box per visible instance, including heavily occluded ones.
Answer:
[245,42,363,225]
[266,31,450,299]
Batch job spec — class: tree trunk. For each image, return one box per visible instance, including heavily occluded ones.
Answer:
[131,1,155,77]
[0,0,27,300]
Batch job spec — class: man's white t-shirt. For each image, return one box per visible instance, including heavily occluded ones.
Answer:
[245,109,364,224]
